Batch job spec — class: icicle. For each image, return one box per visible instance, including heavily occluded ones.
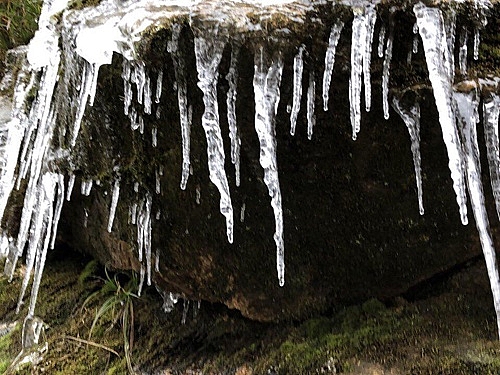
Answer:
[473,28,480,61]
[350,9,365,140]
[392,94,424,215]
[290,45,304,136]
[138,265,145,297]
[81,179,93,196]
[483,92,500,221]
[363,4,377,113]
[155,168,161,194]
[49,174,65,249]
[155,70,163,104]
[455,87,500,340]
[152,126,158,147]
[382,16,394,120]
[323,20,344,111]
[134,182,139,193]
[83,208,88,228]
[194,34,234,244]
[196,186,201,205]
[131,202,137,225]
[349,4,375,138]
[444,9,456,83]
[17,173,57,316]
[144,73,152,115]
[226,42,242,187]
[459,28,468,76]
[107,177,120,232]
[413,22,419,54]
[307,71,316,140]
[66,173,75,201]
[122,59,132,116]
[0,63,34,220]
[414,2,468,225]
[253,45,285,286]
[168,24,191,190]
[71,61,100,147]
[136,193,152,285]
[377,24,386,58]
[155,248,160,272]
[240,202,246,223]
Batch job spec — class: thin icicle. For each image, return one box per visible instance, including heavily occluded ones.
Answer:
[66,173,75,201]
[155,168,161,194]
[253,45,285,286]
[49,174,65,249]
[195,34,234,243]
[152,127,157,147]
[136,193,152,286]
[144,74,152,115]
[363,4,377,113]
[377,24,386,58]
[307,71,316,140]
[459,28,468,75]
[413,22,419,54]
[122,59,132,116]
[107,177,120,232]
[226,42,242,187]
[323,20,344,111]
[290,45,304,136]
[168,24,191,190]
[455,87,500,340]
[382,16,394,120]
[138,265,145,297]
[81,179,93,196]
[155,248,160,272]
[71,61,100,147]
[392,95,424,215]
[155,70,163,104]
[350,9,365,139]
[483,92,500,221]
[414,2,468,225]
[473,28,480,60]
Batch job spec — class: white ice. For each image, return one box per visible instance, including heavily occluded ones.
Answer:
[195,34,234,243]
[454,87,500,340]
[392,95,424,215]
[290,45,304,136]
[483,92,500,220]
[253,45,285,286]
[307,72,316,140]
[323,21,344,111]
[107,178,120,232]
[414,2,468,225]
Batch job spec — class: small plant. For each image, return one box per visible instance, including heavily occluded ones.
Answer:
[0,0,42,50]
[82,268,139,375]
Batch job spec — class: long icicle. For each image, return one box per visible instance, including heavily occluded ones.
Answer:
[392,94,424,215]
[194,33,234,243]
[253,45,285,286]
[483,92,500,220]
[414,2,468,225]
[323,20,344,111]
[226,41,242,187]
[168,24,191,191]
[455,87,500,339]
[290,45,305,136]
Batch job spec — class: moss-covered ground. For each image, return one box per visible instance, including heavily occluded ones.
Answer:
[0,247,500,374]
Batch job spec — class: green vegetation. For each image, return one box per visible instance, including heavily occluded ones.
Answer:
[82,269,139,374]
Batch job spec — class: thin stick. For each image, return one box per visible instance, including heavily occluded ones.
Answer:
[64,335,121,357]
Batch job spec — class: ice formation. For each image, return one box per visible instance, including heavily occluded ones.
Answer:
[290,45,305,136]
[323,21,344,111]
[0,0,499,343]
[414,2,468,225]
[392,94,424,215]
[253,45,285,286]
[195,33,234,243]
[454,87,500,338]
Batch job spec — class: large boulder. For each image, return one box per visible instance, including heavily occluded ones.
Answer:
[2,0,500,322]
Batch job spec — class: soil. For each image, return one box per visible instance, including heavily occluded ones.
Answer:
[1,245,500,375]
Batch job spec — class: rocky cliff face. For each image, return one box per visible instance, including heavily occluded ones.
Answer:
[1,0,500,327]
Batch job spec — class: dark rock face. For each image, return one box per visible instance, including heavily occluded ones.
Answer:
[4,1,500,322]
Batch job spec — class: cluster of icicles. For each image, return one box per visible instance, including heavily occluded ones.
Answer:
[1,0,500,339]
